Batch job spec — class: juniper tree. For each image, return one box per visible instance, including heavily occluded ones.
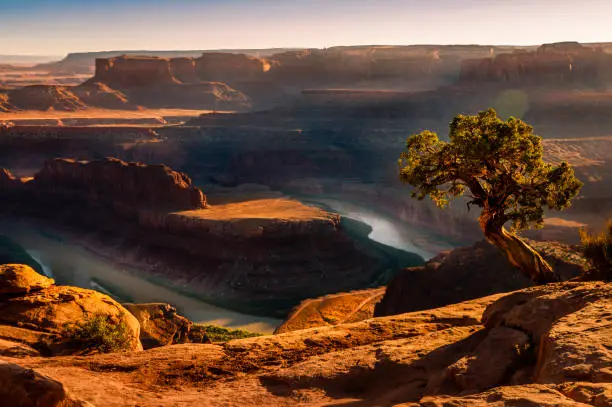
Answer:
[399,109,582,284]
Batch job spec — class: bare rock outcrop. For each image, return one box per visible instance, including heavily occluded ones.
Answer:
[0,338,40,358]
[89,56,179,88]
[0,360,92,407]
[33,157,207,213]
[1,282,610,406]
[375,240,586,318]
[275,287,386,333]
[195,53,268,84]
[0,264,54,295]
[7,85,87,111]
[459,42,612,88]
[169,57,199,83]
[122,303,210,349]
[0,264,142,353]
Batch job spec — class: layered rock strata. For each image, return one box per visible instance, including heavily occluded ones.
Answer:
[0,158,404,315]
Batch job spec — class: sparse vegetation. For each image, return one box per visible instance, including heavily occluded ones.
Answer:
[63,313,134,353]
[199,325,262,343]
[399,109,583,284]
[580,219,612,280]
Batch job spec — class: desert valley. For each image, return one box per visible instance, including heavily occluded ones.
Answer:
[1,4,612,405]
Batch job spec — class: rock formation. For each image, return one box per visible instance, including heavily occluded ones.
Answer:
[35,157,206,210]
[0,360,91,407]
[7,85,88,111]
[90,56,179,87]
[275,287,385,333]
[1,281,609,406]
[375,240,586,317]
[0,264,142,354]
[0,158,405,315]
[195,53,268,84]
[0,264,53,295]
[122,303,210,349]
[169,57,198,83]
[459,42,612,88]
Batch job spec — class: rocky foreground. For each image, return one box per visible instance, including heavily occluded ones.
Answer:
[0,260,610,406]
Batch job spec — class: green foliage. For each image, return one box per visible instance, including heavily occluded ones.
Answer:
[399,109,583,232]
[199,325,262,342]
[63,314,134,353]
[580,219,612,280]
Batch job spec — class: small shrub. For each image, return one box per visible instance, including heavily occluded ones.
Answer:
[580,219,612,281]
[63,313,134,353]
[199,325,262,343]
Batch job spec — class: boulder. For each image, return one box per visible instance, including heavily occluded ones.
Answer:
[0,360,91,407]
[123,302,210,349]
[0,280,142,352]
[0,264,54,295]
[275,288,386,333]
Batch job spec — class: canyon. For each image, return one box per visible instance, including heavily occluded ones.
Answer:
[0,157,421,318]
[1,40,611,407]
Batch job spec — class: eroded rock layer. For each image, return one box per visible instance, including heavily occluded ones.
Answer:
[1,281,609,406]
[0,158,407,315]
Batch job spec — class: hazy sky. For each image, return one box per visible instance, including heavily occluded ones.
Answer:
[1,0,612,56]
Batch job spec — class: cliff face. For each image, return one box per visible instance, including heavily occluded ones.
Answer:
[459,42,612,88]
[81,56,251,110]
[195,53,268,84]
[91,56,179,87]
[0,158,404,315]
[375,240,587,318]
[7,85,88,111]
[33,157,206,214]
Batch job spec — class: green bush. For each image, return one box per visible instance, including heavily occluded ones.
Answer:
[199,325,262,342]
[63,314,134,353]
[580,219,612,280]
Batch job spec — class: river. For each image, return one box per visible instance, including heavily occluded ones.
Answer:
[0,199,453,334]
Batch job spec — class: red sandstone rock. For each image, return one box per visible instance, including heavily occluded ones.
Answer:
[459,42,612,88]
[7,85,87,111]
[195,52,268,84]
[89,56,179,87]
[169,57,199,84]
[122,303,210,349]
[0,264,54,295]
[33,157,207,212]
[374,240,586,318]
[0,360,92,407]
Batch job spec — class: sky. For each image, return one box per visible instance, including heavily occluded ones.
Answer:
[1,0,612,56]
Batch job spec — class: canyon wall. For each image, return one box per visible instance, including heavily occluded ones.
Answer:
[459,42,612,88]
[34,157,206,214]
[0,158,413,316]
[91,56,179,87]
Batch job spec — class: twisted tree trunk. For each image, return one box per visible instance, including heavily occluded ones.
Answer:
[479,212,560,284]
